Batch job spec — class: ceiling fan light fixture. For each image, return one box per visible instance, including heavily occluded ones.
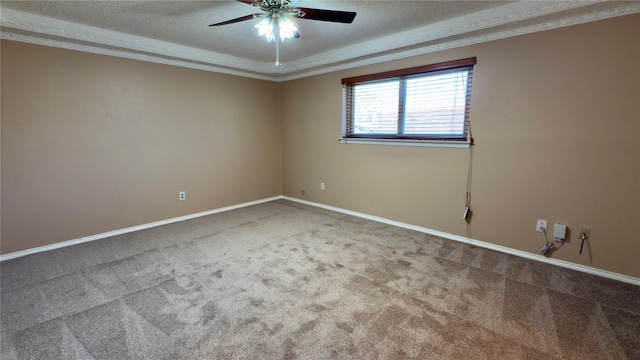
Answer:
[211,0,356,67]
[255,15,298,43]
[278,18,298,42]
[255,17,276,42]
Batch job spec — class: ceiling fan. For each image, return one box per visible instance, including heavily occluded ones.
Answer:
[209,0,357,66]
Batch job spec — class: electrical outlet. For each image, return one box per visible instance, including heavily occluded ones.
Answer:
[536,219,547,233]
[179,191,186,201]
[320,182,325,190]
[579,228,591,241]
[301,189,306,196]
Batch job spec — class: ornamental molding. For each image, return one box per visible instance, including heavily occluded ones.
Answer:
[2,1,639,82]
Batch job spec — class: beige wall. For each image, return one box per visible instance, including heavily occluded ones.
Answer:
[281,14,640,278]
[1,41,282,254]
[2,14,639,278]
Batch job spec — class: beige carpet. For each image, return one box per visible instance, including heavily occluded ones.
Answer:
[1,200,638,359]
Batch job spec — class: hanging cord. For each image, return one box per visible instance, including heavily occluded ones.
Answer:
[579,232,587,255]
[464,117,474,238]
[463,72,474,214]
[462,70,474,238]
[539,227,565,254]
[465,138,474,209]
[540,227,554,254]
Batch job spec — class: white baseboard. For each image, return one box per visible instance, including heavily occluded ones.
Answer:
[282,196,640,286]
[0,196,282,262]
[2,194,638,286]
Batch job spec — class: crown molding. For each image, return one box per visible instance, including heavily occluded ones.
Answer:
[2,1,639,82]
[0,8,278,81]
[282,1,604,74]
[280,1,640,81]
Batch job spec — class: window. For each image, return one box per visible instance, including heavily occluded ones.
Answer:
[342,57,476,146]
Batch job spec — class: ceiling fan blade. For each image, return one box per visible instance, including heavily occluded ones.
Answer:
[209,14,260,26]
[296,7,356,23]
[236,0,256,5]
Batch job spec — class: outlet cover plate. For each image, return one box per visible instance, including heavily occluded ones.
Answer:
[579,228,591,241]
[536,219,547,232]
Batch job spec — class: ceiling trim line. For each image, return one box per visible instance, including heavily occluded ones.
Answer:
[279,2,640,81]
[280,0,608,74]
[0,8,282,76]
[2,2,639,82]
[0,31,277,81]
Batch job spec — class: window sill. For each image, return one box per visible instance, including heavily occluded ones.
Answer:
[338,137,470,148]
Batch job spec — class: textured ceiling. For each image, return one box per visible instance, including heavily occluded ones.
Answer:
[2,1,639,81]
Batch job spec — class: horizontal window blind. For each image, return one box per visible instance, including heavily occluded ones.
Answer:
[342,57,475,142]
[352,80,399,134]
[403,68,470,137]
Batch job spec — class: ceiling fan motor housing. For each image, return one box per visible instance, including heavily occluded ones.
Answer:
[253,0,305,19]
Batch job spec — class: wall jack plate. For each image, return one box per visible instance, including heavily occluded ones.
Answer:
[536,219,547,233]
[579,228,591,241]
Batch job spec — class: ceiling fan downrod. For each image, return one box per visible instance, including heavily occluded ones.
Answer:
[275,40,281,67]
